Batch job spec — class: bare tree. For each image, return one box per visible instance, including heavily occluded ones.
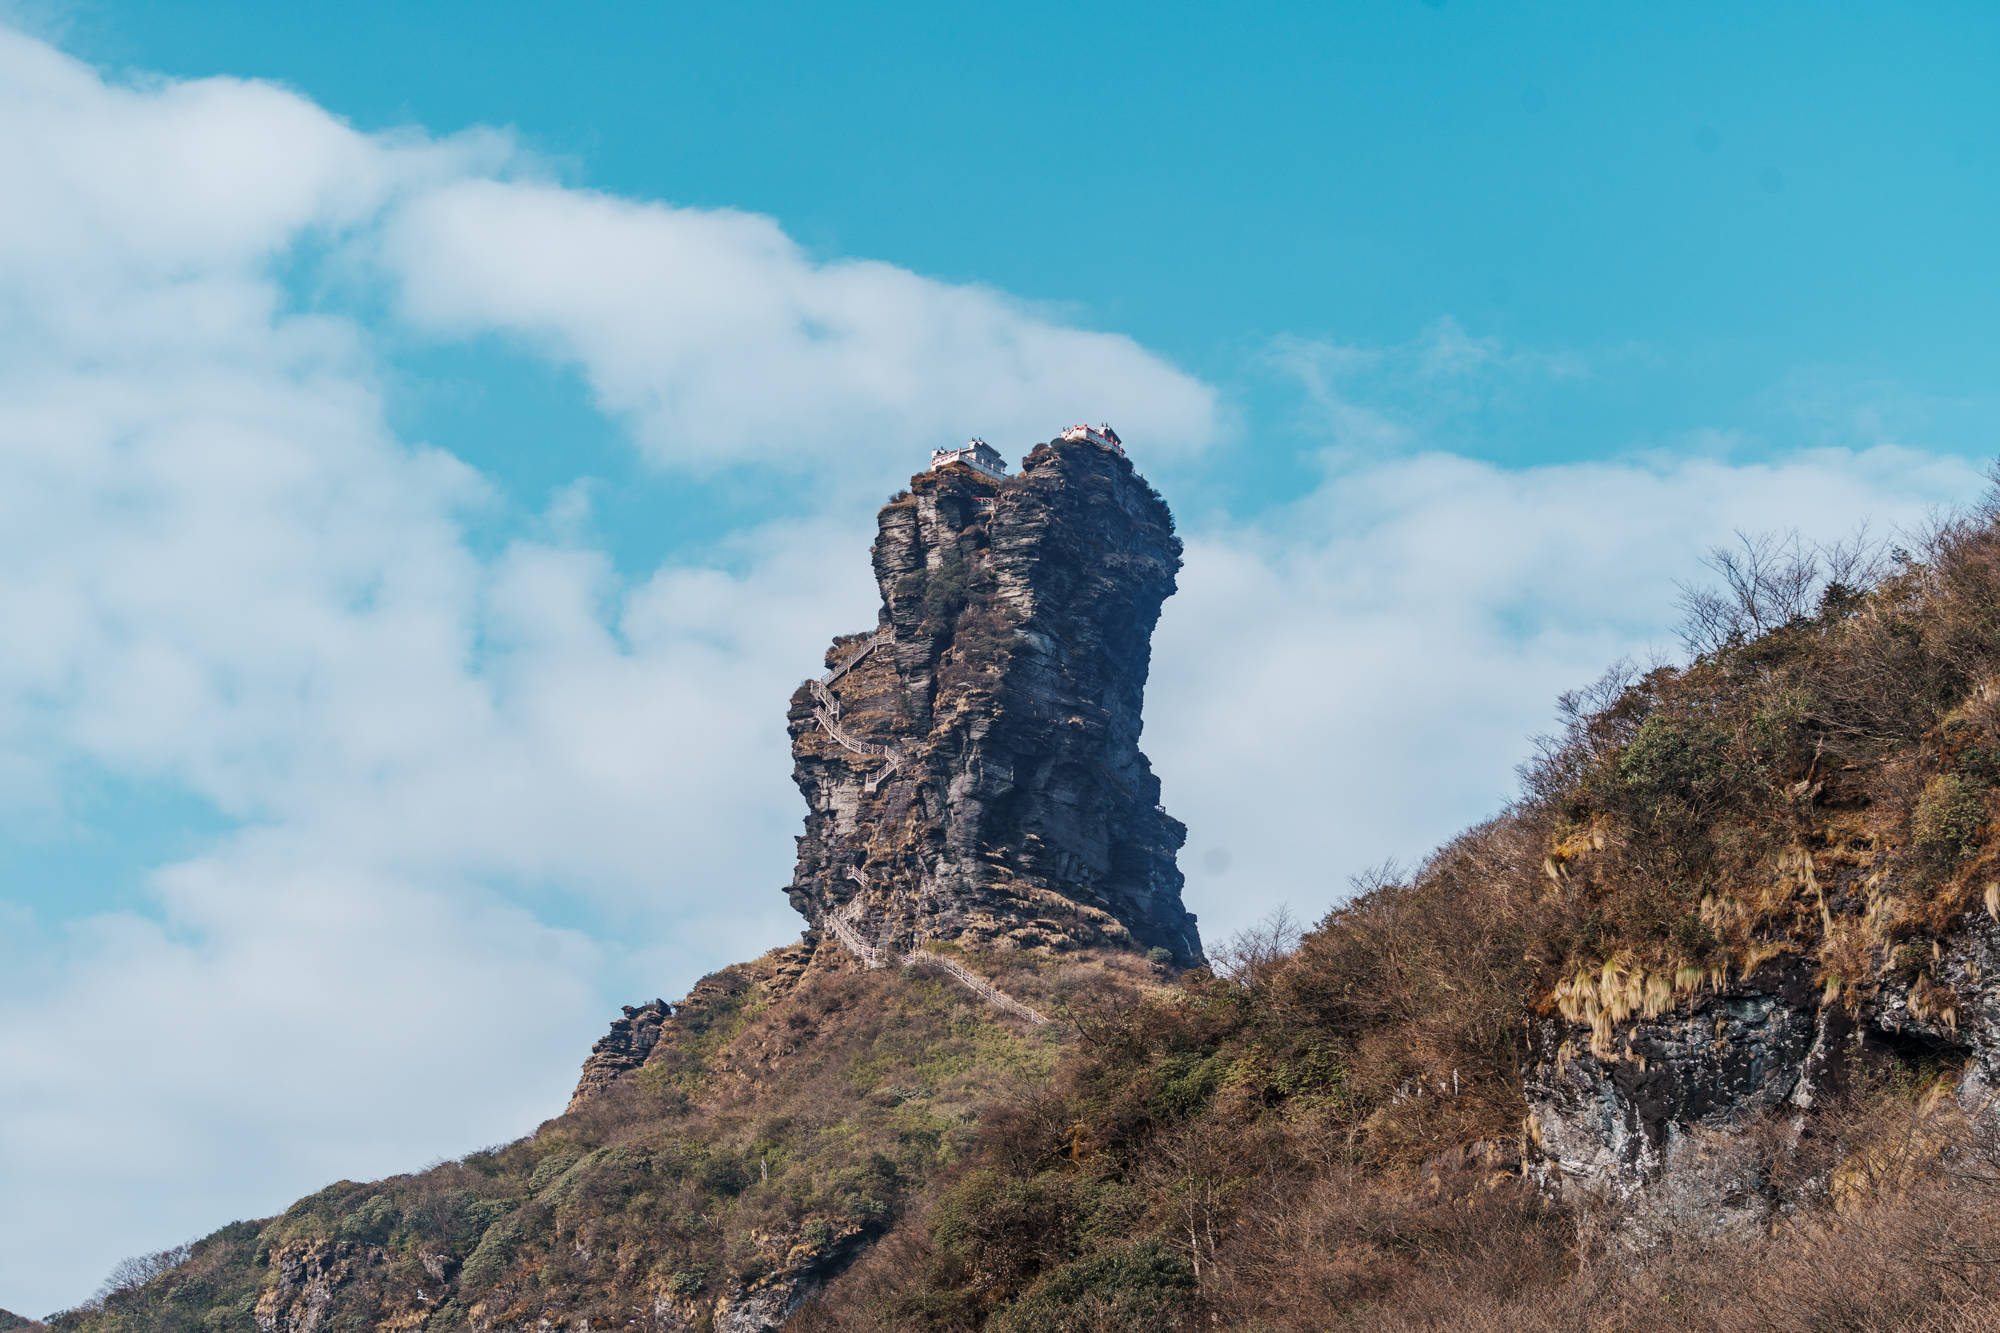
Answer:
[1211,905,1302,987]
[1676,526,1887,658]
[90,1244,191,1306]
[1519,659,1644,804]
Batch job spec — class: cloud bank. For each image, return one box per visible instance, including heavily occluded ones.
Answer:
[1150,445,1983,932]
[381,180,1220,467]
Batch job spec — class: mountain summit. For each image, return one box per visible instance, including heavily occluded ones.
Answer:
[787,434,1201,970]
[50,446,2000,1332]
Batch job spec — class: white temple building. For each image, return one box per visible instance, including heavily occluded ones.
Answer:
[928,438,1009,480]
[1059,423,1124,455]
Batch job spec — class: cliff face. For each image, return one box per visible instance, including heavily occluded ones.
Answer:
[1526,915,2000,1230]
[784,437,1201,968]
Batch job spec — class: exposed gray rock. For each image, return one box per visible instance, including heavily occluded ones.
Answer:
[255,1241,380,1333]
[1883,910,2000,1112]
[1527,961,1819,1206]
[709,1222,877,1332]
[1527,919,2000,1227]
[785,437,1201,967]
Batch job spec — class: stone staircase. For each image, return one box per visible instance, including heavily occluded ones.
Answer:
[901,951,1050,1026]
[806,630,901,790]
[818,865,1049,1025]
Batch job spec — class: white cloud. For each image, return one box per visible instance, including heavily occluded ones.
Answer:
[376,178,1219,469]
[1153,444,1985,947]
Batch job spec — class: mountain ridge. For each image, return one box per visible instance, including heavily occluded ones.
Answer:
[48,452,2000,1331]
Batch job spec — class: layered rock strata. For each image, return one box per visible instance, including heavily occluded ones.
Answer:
[786,436,1202,967]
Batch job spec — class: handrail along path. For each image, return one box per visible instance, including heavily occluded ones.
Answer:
[817,865,1050,1025]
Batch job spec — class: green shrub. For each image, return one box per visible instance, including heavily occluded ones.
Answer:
[696,1148,751,1197]
[1749,685,1814,775]
[1151,1053,1226,1120]
[1666,911,1722,963]
[931,1169,1080,1289]
[1261,1044,1349,1105]
[923,554,970,623]
[1913,773,1986,861]
[526,1152,579,1193]
[332,1193,398,1245]
[990,1239,1196,1333]
[1958,741,2000,787]
[1890,941,1932,975]
[457,1213,525,1291]
[1615,712,1739,822]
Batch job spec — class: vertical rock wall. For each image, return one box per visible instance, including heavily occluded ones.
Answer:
[785,436,1202,967]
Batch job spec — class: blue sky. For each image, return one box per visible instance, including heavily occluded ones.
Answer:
[2,1,1998,1315]
[55,1,2000,511]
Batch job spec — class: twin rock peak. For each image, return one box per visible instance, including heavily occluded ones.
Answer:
[785,431,1203,972]
[569,431,1198,1110]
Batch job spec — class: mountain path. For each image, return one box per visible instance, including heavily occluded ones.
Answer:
[818,865,1050,1025]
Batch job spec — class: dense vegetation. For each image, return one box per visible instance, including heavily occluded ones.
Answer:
[44,950,1109,1331]
[45,480,2000,1330]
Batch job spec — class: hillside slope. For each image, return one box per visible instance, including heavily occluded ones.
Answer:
[802,487,2000,1330]
[59,943,1177,1332]
[49,457,2000,1331]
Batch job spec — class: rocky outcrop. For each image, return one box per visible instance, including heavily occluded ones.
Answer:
[254,1241,384,1333]
[568,947,810,1109]
[1525,960,1823,1231]
[785,436,1201,967]
[567,998,670,1111]
[561,434,1195,1113]
[1526,912,2000,1228]
[246,1205,868,1333]
[705,1220,877,1332]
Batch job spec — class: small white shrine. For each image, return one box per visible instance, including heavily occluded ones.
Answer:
[928,438,1009,480]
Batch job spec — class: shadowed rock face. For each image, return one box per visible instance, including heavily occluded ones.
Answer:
[785,436,1202,967]
[1525,960,1824,1230]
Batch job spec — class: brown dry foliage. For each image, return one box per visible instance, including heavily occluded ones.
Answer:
[808,474,2000,1330]
[68,472,2000,1332]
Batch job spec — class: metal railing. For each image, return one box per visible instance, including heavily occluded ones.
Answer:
[806,630,902,790]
